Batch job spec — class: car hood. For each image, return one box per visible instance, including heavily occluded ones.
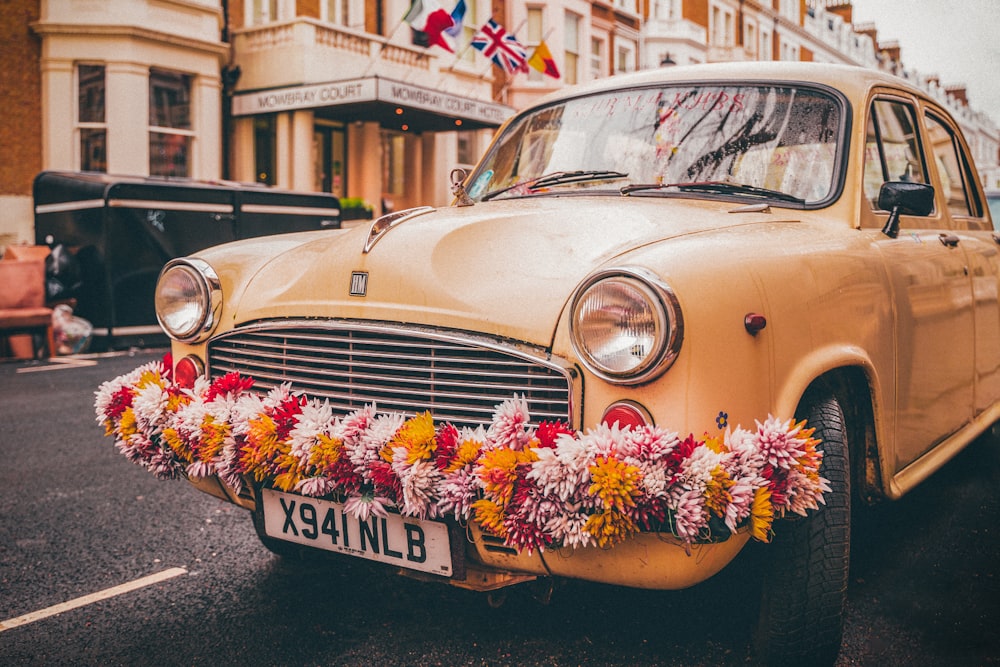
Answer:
[231,197,782,345]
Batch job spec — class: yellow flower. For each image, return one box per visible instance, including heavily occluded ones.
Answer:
[703,433,727,454]
[584,510,638,548]
[162,427,191,461]
[588,456,641,512]
[136,369,164,391]
[472,498,507,538]
[118,407,138,439]
[308,433,343,470]
[390,412,437,464]
[449,437,484,471]
[199,415,229,461]
[704,465,734,518]
[750,486,774,542]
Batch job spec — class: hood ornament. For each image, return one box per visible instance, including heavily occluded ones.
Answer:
[364,206,435,253]
[450,168,475,207]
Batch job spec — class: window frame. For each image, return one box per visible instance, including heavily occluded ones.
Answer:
[76,63,107,173]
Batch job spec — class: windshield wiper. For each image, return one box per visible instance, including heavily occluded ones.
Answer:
[481,170,629,201]
[621,180,805,205]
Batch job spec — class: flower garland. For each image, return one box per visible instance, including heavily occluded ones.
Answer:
[95,355,829,553]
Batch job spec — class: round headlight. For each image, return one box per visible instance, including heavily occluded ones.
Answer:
[570,268,683,384]
[155,258,221,342]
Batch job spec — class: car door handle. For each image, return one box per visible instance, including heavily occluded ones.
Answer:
[938,233,960,247]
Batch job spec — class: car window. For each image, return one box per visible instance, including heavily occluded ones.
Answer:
[924,111,984,224]
[469,84,844,205]
[863,99,928,211]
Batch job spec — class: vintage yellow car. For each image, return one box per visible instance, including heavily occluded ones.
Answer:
[101,61,998,665]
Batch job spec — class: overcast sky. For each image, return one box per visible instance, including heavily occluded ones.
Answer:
[849,0,1000,125]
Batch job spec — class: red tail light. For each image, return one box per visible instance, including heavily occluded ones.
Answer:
[174,355,204,389]
[601,402,651,430]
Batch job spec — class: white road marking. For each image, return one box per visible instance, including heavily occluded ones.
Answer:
[15,357,99,373]
[0,567,188,632]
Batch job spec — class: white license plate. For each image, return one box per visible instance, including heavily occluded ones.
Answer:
[260,488,453,576]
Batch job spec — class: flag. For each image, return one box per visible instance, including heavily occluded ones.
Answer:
[403,0,455,52]
[471,18,528,75]
[444,0,466,39]
[527,39,560,79]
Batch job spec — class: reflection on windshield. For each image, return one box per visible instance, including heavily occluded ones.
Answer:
[468,84,843,205]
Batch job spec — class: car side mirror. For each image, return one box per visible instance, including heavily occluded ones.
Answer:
[878,181,934,239]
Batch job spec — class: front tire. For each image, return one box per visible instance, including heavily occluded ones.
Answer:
[753,391,851,666]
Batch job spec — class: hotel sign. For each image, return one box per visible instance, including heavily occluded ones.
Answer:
[232,76,513,127]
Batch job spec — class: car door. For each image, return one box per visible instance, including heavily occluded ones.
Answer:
[922,106,1000,419]
[861,94,975,474]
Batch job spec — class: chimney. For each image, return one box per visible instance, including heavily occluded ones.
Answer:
[945,84,969,106]
[879,39,901,65]
[825,1,853,24]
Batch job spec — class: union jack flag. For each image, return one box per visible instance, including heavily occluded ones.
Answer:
[471,18,527,74]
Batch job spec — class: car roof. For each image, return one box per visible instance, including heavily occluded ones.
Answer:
[530,61,930,108]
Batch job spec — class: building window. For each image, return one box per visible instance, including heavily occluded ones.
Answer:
[745,22,756,57]
[149,69,193,177]
[254,115,276,185]
[564,12,580,85]
[78,64,107,173]
[590,37,604,80]
[526,6,544,83]
[760,29,772,60]
[249,0,279,25]
[615,37,636,74]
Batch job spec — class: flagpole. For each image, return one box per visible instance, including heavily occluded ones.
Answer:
[362,15,411,77]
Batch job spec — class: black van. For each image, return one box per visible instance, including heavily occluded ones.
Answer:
[33,171,341,349]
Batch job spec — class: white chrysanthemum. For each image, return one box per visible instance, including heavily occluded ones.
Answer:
[526,434,592,501]
[678,444,725,486]
[436,466,479,520]
[229,393,266,437]
[393,451,442,518]
[544,508,594,549]
[131,382,169,435]
[671,486,707,541]
[756,415,807,471]
[486,395,532,450]
[296,476,336,497]
[343,492,392,522]
[287,400,336,462]
[636,461,669,499]
[334,404,377,443]
[723,479,756,532]
[348,412,404,480]
[624,424,681,462]
[187,460,215,478]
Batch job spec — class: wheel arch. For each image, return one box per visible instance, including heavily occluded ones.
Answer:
[796,366,886,505]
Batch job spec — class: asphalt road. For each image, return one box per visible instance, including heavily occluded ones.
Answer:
[1,349,998,666]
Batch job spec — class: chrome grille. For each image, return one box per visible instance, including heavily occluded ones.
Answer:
[207,321,575,429]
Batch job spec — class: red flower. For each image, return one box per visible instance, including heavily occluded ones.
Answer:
[434,423,461,471]
[106,386,134,420]
[271,394,306,440]
[535,421,574,448]
[203,372,255,402]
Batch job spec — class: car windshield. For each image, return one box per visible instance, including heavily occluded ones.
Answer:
[467,83,844,206]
